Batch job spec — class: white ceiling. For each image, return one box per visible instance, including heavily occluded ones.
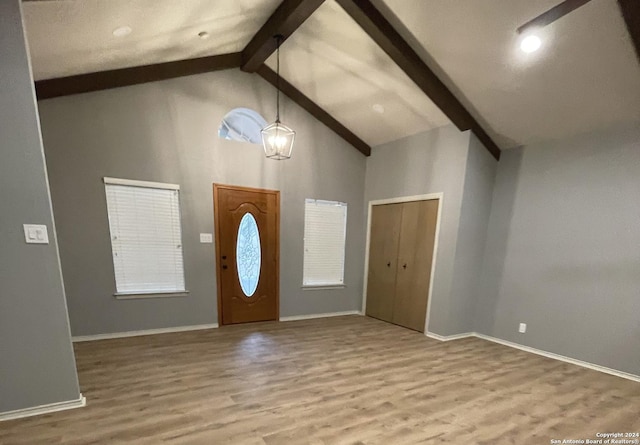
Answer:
[264,1,450,146]
[23,0,281,79]
[376,0,640,148]
[22,0,640,150]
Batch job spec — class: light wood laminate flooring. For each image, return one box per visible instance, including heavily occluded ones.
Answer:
[1,315,639,444]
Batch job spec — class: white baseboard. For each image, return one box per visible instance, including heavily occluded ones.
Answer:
[426,331,475,342]
[279,310,362,322]
[71,318,639,382]
[72,323,219,342]
[0,394,86,422]
[73,313,365,340]
[474,333,640,383]
[426,330,640,383]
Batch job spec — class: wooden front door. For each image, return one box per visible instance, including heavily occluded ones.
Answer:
[213,184,279,325]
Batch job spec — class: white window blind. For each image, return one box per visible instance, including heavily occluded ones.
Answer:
[303,199,347,286]
[104,178,185,294]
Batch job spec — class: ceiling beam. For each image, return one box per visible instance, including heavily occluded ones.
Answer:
[241,0,325,73]
[257,65,371,156]
[335,0,500,160]
[618,0,640,62]
[35,52,242,100]
[517,0,593,34]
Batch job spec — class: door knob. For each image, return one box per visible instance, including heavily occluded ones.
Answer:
[387,262,391,267]
[222,265,228,270]
[222,255,227,260]
[403,263,407,269]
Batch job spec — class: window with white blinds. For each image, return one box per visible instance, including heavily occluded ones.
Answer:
[303,199,347,286]
[104,177,186,295]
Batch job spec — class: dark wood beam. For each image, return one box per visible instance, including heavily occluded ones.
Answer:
[335,0,500,160]
[36,52,242,100]
[517,0,593,34]
[257,65,371,156]
[241,0,325,72]
[618,0,640,62]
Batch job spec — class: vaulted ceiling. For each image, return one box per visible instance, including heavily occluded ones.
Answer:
[23,0,281,78]
[22,0,640,155]
[262,1,449,146]
[377,0,640,149]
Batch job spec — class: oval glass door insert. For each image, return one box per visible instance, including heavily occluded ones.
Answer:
[236,212,261,297]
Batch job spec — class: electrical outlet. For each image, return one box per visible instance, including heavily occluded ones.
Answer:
[199,233,213,244]
[519,323,527,334]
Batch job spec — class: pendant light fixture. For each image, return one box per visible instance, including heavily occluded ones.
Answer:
[261,35,295,160]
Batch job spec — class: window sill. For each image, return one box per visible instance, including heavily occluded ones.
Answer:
[114,291,189,300]
[302,285,346,290]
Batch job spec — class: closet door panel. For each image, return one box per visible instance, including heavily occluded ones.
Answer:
[365,203,402,322]
[392,200,439,332]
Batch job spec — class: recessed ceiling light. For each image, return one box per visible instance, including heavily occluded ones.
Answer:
[372,104,385,114]
[112,26,132,38]
[520,35,541,53]
[198,31,210,40]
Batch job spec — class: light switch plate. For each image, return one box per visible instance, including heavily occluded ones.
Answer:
[23,224,49,244]
[199,233,213,244]
[519,323,527,334]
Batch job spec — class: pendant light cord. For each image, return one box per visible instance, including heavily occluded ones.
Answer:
[276,35,282,123]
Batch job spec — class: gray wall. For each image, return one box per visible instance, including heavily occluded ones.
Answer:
[477,124,640,375]
[450,133,497,335]
[365,125,476,335]
[38,69,366,336]
[0,0,80,413]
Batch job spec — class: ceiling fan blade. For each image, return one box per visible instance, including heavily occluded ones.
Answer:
[517,0,593,34]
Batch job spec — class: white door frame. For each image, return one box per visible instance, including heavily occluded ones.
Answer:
[362,193,443,335]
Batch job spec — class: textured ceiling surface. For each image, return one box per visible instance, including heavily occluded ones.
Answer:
[22,0,640,150]
[23,0,281,80]
[265,1,450,146]
[377,0,640,148]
